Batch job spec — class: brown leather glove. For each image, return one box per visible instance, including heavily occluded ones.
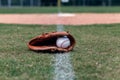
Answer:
[27,31,75,52]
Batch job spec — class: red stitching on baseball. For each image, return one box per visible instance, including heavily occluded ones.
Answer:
[60,40,69,48]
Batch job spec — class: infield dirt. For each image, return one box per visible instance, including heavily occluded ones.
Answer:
[0,13,120,25]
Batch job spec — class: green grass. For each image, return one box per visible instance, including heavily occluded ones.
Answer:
[0,24,120,80]
[0,24,56,80]
[1,6,120,13]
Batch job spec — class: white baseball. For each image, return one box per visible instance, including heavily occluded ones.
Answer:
[56,37,70,48]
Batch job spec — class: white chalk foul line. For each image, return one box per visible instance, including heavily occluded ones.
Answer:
[54,53,75,80]
[53,24,75,80]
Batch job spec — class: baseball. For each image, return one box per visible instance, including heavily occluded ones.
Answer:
[56,37,70,48]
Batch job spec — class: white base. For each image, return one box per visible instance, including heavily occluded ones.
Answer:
[58,13,75,17]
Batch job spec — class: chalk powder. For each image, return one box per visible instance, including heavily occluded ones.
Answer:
[53,24,75,80]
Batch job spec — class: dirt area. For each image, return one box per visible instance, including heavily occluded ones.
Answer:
[0,13,120,25]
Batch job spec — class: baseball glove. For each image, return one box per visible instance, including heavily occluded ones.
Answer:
[27,31,75,52]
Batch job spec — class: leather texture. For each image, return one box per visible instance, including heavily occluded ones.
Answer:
[28,31,75,52]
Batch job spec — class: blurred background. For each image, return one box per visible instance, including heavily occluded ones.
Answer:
[0,0,119,7]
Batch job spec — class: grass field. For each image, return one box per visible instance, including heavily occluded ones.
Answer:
[1,6,120,13]
[0,24,120,80]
